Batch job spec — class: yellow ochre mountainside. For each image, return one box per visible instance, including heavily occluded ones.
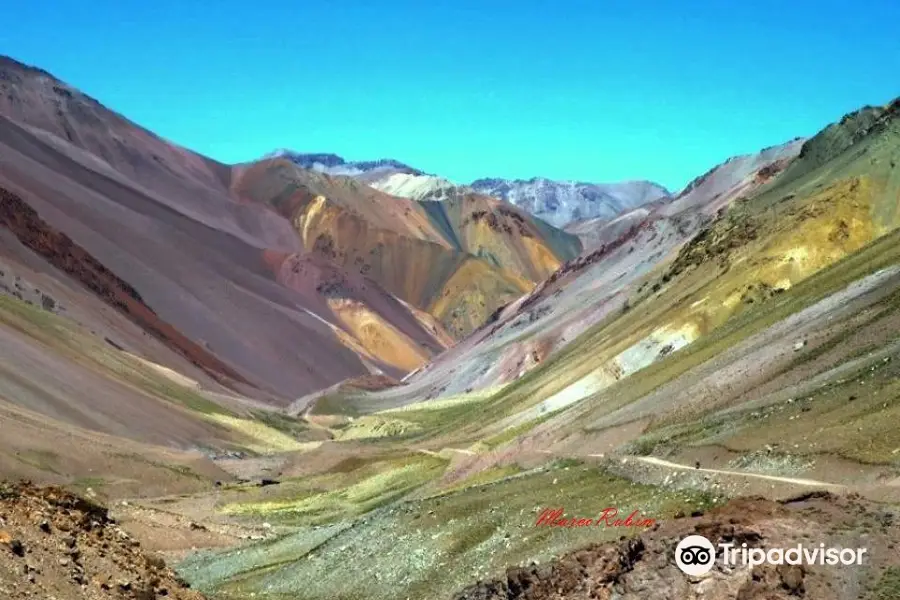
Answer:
[231,159,582,339]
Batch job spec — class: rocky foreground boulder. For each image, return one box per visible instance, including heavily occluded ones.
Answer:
[0,481,207,600]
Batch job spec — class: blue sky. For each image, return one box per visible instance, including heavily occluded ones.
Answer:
[4,1,899,191]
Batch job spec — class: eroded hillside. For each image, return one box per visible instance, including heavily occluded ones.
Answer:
[0,55,452,402]
[231,159,581,339]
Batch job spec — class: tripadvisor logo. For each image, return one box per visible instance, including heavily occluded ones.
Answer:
[675,535,716,576]
[675,535,868,576]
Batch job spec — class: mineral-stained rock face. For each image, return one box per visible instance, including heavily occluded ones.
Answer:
[232,160,582,339]
[0,481,208,600]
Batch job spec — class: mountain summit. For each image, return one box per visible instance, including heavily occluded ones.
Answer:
[268,148,673,228]
[262,150,424,179]
[469,177,672,228]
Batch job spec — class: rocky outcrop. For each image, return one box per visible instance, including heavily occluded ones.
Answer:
[0,481,207,599]
[453,494,900,600]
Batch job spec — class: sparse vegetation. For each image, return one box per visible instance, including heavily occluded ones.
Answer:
[40,293,56,311]
[870,567,900,600]
[183,463,713,600]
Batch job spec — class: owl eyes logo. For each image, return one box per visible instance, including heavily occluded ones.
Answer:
[675,535,716,575]
[680,545,711,564]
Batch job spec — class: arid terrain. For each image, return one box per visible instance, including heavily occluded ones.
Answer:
[0,481,207,600]
[0,51,899,600]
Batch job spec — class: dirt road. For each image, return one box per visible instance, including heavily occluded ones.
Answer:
[617,455,847,490]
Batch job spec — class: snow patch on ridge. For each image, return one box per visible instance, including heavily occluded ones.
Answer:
[368,173,458,201]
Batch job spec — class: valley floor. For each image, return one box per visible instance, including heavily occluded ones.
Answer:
[85,427,897,600]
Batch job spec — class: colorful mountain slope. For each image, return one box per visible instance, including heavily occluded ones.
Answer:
[232,158,581,339]
[313,137,807,416]
[3,51,899,600]
[348,97,900,452]
[221,99,900,600]
[0,55,450,405]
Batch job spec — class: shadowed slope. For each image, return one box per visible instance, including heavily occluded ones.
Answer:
[0,187,247,386]
[0,115,363,400]
[0,55,450,402]
[0,57,273,243]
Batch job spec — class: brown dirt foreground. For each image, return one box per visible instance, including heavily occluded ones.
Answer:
[454,492,900,600]
[0,481,207,600]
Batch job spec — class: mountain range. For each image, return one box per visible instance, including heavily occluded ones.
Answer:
[0,55,583,406]
[470,176,672,228]
[2,51,900,600]
[270,150,673,229]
